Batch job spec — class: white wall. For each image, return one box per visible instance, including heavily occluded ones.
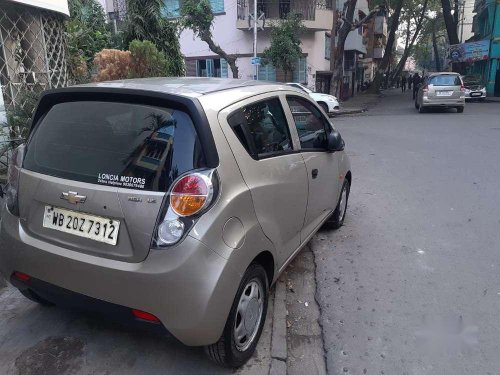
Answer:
[8,0,69,16]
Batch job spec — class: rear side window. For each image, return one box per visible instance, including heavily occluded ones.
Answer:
[227,98,293,159]
[24,101,206,191]
[429,75,462,86]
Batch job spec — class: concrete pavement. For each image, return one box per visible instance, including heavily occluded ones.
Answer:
[314,89,500,374]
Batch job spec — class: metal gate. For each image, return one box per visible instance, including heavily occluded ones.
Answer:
[0,0,68,110]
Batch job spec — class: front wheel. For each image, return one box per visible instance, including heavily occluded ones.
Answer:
[327,179,350,229]
[205,264,268,368]
[457,107,464,113]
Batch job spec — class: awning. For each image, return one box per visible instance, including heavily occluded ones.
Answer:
[7,0,69,16]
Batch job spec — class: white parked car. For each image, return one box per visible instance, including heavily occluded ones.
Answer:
[286,83,340,114]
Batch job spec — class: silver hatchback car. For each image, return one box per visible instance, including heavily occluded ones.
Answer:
[415,72,465,113]
[0,78,351,367]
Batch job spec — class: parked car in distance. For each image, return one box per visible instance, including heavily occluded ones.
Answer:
[415,72,465,113]
[286,82,340,114]
[461,75,487,101]
[0,78,351,368]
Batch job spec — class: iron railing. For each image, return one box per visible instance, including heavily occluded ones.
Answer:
[237,0,332,22]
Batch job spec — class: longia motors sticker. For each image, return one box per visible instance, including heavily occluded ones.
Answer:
[98,173,146,189]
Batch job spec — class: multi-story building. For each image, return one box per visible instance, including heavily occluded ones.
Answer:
[471,0,500,95]
[359,11,387,85]
[172,0,369,96]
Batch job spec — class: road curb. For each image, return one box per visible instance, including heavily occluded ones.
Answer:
[330,108,367,117]
[269,275,287,374]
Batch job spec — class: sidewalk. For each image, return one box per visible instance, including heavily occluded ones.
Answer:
[331,92,382,117]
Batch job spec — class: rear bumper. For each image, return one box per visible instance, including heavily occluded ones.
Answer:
[422,96,465,107]
[0,207,241,346]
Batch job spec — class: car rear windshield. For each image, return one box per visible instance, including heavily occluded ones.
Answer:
[23,101,206,191]
[429,75,461,86]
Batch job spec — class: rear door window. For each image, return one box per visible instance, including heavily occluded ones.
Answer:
[429,75,462,86]
[227,97,293,159]
[286,96,330,150]
[23,101,206,191]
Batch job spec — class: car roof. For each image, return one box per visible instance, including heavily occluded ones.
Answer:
[428,72,460,77]
[75,77,292,99]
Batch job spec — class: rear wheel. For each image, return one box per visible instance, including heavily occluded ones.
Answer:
[205,264,268,368]
[418,104,426,113]
[457,107,464,113]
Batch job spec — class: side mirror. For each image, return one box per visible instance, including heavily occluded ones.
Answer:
[327,131,345,152]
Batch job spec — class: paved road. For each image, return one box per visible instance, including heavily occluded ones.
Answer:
[313,91,500,374]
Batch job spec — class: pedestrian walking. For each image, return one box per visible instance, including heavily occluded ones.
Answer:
[408,75,413,90]
[401,75,407,92]
[412,72,421,100]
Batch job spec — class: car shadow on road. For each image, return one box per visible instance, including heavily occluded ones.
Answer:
[0,286,235,375]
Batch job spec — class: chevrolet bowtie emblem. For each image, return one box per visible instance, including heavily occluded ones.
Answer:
[61,191,87,204]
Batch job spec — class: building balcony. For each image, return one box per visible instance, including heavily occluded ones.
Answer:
[236,0,333,31]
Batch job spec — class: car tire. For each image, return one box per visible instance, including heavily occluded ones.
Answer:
[418,104,426,113]
[318,102,329,114]
[205,263,269,368]
[457,107,464,113]
[327,178,350,229]
[19,289,54,306]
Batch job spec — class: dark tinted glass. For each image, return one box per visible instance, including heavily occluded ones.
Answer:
[286,97,329,150]
[24,101,206,191]
[228,98,292,159]
[429,75,462,86]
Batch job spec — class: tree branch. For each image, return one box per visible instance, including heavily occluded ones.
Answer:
[341,5,384,31]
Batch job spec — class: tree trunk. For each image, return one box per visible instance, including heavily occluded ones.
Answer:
[329,0,338,94]
[441,0,460,45]
[329,0,358,97]
[368,0,404,93]
[432,21,441,71]
[390,0,429,85]
[200,32,239,78]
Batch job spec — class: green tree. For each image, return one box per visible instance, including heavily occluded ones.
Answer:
[66,0,110,83]
[181,0,239,78]
[262,15,304,81]
[125,0,184,76]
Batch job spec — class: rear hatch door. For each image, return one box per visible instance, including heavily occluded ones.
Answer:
[20,98,207,262]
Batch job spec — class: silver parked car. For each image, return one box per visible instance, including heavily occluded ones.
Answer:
[0,78,351,367]
[415,72,465,113]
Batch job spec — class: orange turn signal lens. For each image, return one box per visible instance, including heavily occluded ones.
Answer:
[170,194,207,216]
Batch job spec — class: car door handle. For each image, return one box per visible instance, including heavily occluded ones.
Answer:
[311,169,319,179]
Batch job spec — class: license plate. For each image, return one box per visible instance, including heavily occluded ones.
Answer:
[436,91,453,97]
[43,206,120,245]
[470,92,481,97]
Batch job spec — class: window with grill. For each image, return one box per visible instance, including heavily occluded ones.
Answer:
[164,0,224,18]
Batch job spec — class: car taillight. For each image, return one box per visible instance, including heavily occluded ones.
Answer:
[422,85,429,93]
[460,84,465,92]
[5,144,25,216]
[170,174,212,217]
[153,170,216,247]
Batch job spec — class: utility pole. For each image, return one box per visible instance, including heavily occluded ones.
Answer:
[253,0,258,80]
[460,0,465,43]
